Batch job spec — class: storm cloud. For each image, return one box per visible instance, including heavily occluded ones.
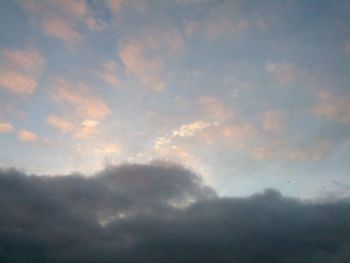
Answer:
[0,162,350,263]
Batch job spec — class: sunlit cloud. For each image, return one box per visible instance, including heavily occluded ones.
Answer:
[47,115,74,133]
[198,96,233,122]
[0,71,37,94]
[51,78,111,120]
[42,17,82,44]
[172,121,211,137]
[0,48,44,94]
[119,27,183,91]
[16,129,39,143]
[312,90,350,124]
[0,122,14,133]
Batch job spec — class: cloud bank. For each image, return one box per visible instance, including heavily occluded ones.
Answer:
[0,162,350,263]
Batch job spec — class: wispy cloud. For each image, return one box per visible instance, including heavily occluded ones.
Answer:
[16,129,39,143]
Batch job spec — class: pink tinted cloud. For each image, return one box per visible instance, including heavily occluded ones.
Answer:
[119,27,183,91]
[52,79,111,120]
[0,48,45,94]
[17,129,39,143]
[0,71,37,94]
[0,122,14,133]
[312,90,350,124]
[262,110,285,133]
[42,17,82,44]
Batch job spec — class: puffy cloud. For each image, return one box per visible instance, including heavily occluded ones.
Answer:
[0,122,14,133]
[2,48,45,75]
[312,90,350,124]
[0,48,45,94]
[42,17,82,44]
[53,0,88,16]
[0,164,349,262]
[52,78,111,120]
[16,129,39,142]
[172,121,211,137]
[96,143,121,154]
[0,71,37,94]
[119,27,183,91]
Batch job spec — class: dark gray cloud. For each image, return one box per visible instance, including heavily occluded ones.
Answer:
[0,162,349,263]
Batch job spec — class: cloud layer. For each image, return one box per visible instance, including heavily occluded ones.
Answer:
[1,163,350,263]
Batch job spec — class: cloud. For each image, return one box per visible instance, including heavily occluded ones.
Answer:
[95,61,120,86]
[119,27,183,91]
[172,121,211,137]
[16,129,39,143]
[106,0,124,13]
[42,17,82,44]
[0,163,350,262]
[312,90,350,124]
[53,0,88,16]
[51,78,111,120]
[262,110,285,133]
[0,71,37,94]
[221,123,257,143]
[47,115,74,133]
[344,41,350,56]
[266,62,296,86]
[0,122,14,133]
[198,96,233,122]
[0,48,45,94]
[205,17,249,39]
[250,140,331,161]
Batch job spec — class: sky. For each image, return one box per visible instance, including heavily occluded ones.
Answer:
[0,0,350,199]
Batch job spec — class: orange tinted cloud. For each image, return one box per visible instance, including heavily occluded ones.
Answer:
[17,129,39,143]
[0,122,14,133]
